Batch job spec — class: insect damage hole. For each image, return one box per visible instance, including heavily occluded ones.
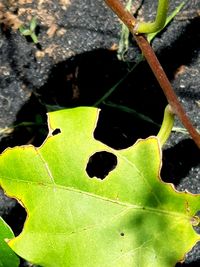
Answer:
[86,151,117,180]
[52,128,61,136]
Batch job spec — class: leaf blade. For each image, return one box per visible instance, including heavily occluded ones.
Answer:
[0,107,199,267]
[0,217,20,267]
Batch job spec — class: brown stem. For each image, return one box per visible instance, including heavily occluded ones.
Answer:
[104,0,200,149]
[104,0,136,28]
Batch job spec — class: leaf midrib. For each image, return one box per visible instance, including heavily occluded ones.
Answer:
[1,175,190,219]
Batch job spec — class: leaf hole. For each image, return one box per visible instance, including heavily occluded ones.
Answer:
[86,151,117,180]
[120,232,125,236]
[52,128,61,136]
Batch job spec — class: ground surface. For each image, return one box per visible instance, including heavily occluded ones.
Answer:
[0,0,200,266]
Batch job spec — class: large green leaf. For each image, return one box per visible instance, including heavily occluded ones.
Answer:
[0,107,199,267]
[0,217,19,267]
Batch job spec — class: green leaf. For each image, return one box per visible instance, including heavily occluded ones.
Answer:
[0,217,20,267]
[0,107,199,267]
[30,33,39,44]
[19,27,31,36]
[30,17,37,32]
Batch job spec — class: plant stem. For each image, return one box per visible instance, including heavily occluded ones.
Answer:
[134,34,200,149]
[104,0,137,28]
[157,105,174,146]
[135,0,168,33]
[94,56,143,106]
[104,101,160,127]
[30,33,38,44]
[104,0,200,149]
[147,1,185,43]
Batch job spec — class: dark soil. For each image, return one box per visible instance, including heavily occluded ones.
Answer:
[0,0,200,266]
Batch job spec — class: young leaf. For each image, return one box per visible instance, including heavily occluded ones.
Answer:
[0,217,20,267]
[30,17,37,32]
[19,27,31,36]
[0,107,199,267]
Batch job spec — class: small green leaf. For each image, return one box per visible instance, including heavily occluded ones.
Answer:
[0,217,20,267]
[0,107,199,267]
[30,17,37,32]
[30,33,38,44]
[19,27,31,36]
[19,17,39,43]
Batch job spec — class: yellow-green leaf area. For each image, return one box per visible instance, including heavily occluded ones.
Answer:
[0,217,19,267]
[0,107,199,267]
